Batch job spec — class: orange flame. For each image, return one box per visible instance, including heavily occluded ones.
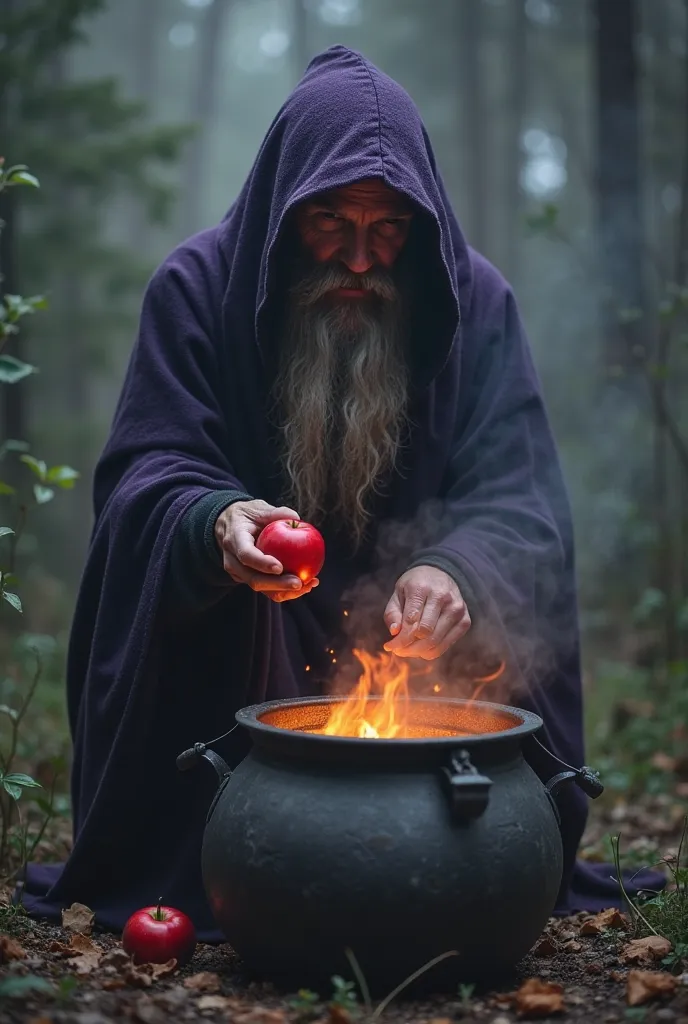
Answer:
[467,660,507,706]
[321,649,410,738]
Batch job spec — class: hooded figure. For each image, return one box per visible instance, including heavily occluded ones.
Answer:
[22,47,658,937]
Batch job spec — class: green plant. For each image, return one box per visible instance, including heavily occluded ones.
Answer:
[330,975,360,1015]
[611,820,688,957]
[586,659,688,799]
[458,981,475,1007]
[0,161,75,884]
[288,988,321,1019]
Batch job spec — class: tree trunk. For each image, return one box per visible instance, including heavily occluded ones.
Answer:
[0,0,27,457]
[504,0,527,284]
[291,0,310,84]
[457,0,488,253]
[130,0,163,251]
[180,0,233,240]
[594,0,644,371]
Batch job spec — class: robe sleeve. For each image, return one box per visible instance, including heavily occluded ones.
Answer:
[92,248,254,623]
[406,276,574,686]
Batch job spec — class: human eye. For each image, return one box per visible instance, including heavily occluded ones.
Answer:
[313,209,344,231]
[376,216,408,237]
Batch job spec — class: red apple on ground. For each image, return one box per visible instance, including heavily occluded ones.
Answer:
[122,898,196,966]
[256,519,326,583]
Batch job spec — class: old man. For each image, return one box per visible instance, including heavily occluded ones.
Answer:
[22,46,649,936]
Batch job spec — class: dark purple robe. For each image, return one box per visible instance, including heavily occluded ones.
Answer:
[22,47,659,938]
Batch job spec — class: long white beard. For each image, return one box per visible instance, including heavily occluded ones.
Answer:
[272,262,408,549]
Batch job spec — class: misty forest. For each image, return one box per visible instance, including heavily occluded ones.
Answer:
[0,0,687,1021]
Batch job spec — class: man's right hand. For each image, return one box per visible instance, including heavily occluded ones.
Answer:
[214,499,319,603]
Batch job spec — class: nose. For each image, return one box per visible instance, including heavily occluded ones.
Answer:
[341,225,374,275]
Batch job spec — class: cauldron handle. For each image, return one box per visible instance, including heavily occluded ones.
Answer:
[176,743,233,825]
[441,749,493,821]
[176,742,232,782]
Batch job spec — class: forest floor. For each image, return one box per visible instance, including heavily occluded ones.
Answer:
[0,789,686,1024]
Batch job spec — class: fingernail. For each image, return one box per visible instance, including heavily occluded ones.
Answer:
[291,582,302,590]
[390,623,400,635]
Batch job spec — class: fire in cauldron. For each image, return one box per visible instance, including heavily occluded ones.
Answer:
[178,650,603,994]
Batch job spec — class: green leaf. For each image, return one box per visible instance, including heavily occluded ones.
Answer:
[0,439,31,460]
[33,484,54,504]
[7,170,40,188]
[2,591,22,613]
[20,454,46,479]
[46,464,80,488]
[0,355,38,383]
[0,482,15,495]
[0,703,18,721]
[0,975,54,998]
[3,294,44,320]
[0,526,14,539]
[3,780,22,799]
[3,772,41,789]
[33,796,54,815]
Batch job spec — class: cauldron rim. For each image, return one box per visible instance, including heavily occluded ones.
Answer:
[235,694,542,753]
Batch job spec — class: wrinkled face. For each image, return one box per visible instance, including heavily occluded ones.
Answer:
[273,181,414,549]
[294,179,414,288]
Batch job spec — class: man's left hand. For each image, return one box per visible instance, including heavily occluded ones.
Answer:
[383,566,471,660]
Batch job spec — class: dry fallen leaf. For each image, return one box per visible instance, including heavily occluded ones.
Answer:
[100,948,131,971]
[532,935,558,957]
[328,1007,353,1024]
[0,934,26,962]
[183,971,221,993]
[562,940,582,953]
[50,932,102,974]
[197,995,235,1011]
[621,936,673,965]
[514,978,565,1018]
[627,970,678,1006]
[579,907,628,935]
[61,902,95,936]
[147,959,177,980]
[609,970,627,982]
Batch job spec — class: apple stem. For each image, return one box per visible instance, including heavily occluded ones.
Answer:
[155,897,164,921]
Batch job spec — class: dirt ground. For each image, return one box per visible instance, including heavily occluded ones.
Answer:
[0,795,686,1024]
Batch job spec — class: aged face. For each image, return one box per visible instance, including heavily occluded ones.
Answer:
[294,179,414,288]
[272,181,415,549]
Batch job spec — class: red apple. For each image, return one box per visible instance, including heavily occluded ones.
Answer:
[122,898,196,966]
[256,519,325,583]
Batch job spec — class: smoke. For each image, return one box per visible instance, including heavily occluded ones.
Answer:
[325,496,572,711]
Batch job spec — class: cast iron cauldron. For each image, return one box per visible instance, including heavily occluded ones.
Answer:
[178,696,602,993]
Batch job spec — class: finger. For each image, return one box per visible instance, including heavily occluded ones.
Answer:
[418,598,469,650]
[222,549,297,589]
[394,609,472,660]
[412,595,443,640]
[232,528,284,574]
[383,589,428,652]
[252,504,301,526]
[383,591,403,636]
[268,579,320,602]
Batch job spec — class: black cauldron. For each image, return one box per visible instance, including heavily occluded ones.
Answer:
[178,695,601,994]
